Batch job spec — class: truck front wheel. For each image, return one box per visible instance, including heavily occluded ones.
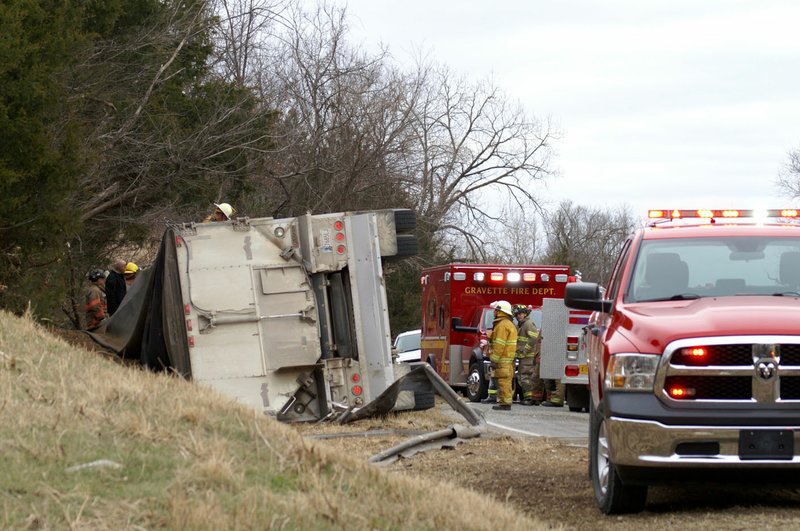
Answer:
[590,402,647,514]
[465,362,488,402]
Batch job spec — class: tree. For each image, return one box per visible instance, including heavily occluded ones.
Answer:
[250,3,419,217]
[0,0,89,316]
[542,201,638,284]
[777,148,800,200]
[404,65,555,261]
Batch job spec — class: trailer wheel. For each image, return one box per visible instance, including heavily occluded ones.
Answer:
[393,209,416,232]
[465,362,488,402]
[590,402,647,514]
[401,373,435,411]
[413,389,435,410]
[383,234,418,262]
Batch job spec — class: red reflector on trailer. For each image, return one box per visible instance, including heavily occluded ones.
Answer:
[175,236,183,247]
[337,245,346,254]
[351,385,363,396]
[351,373,361,383]
[334,220,344,231]
[188,336,195,347]
[186,319,192,332]
[564,365,580,377]
[184,304,191,315]
[335,232,345,241]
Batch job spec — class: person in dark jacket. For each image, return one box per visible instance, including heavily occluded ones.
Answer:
[105,259,127,316]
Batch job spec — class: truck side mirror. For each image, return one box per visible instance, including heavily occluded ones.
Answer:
[565,282,612,313]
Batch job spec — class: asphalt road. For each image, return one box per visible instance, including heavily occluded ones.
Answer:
[442,400,590,444]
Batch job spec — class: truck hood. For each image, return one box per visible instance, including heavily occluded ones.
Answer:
[616,296,800,353]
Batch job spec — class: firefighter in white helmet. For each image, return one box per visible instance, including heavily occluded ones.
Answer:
[487,300,518,411]
[513,304,544,405]
[205,202,235,222]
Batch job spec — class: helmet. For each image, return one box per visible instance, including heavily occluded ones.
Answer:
[213,202,234,220]
[124,262,139,278]
[490,300,513,317]
[87,269,106,282]
[512,304,531,316]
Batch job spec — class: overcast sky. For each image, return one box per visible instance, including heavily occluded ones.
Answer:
[336,0,800,218]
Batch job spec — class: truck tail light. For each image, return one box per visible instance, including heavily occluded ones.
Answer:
[565,365,580,377]
[188,336,195,348]
[351,373,361,383]
[351,385,363,396]
[184,304,191,315]
[336,244,346,254]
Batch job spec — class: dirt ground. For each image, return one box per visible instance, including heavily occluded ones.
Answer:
[294,402,800,530]
[52,328,800,529]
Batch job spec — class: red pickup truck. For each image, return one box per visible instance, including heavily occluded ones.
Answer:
[566,209,800,514]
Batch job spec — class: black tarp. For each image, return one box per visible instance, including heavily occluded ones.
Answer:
[88,229,191,376]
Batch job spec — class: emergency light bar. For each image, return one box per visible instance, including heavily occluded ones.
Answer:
[648,209,800,219]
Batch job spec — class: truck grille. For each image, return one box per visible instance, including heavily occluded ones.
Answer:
[781,377,800,400]
[656,337,800,404]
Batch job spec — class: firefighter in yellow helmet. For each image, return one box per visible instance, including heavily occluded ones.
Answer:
[204,202,235,222]
[124,262,139,288]
[513,304,545,405]
[487,300,518,411]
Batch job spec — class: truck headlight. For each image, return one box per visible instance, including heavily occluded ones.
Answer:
[605,353,660,391]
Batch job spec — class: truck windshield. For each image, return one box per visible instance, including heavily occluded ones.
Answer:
[626,236,800,302]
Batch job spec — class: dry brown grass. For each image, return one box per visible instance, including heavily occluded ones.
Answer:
[0,311,548,530]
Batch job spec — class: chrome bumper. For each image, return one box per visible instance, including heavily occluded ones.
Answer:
[607,416,800,467]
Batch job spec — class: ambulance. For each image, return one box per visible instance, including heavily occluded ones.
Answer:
[420,263,571,401]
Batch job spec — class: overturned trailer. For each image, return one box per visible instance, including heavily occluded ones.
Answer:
[90,209,431,422]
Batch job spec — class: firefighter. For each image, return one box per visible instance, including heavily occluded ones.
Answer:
[513,304,545,406]
[84,269,108,331]
[487,300,518,411]
[204,202,235,222]
[481,339,497,404]
[542,380,566,407]
[124,262,139,288]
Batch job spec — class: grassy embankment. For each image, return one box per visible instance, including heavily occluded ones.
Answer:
[0,311,545,530]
